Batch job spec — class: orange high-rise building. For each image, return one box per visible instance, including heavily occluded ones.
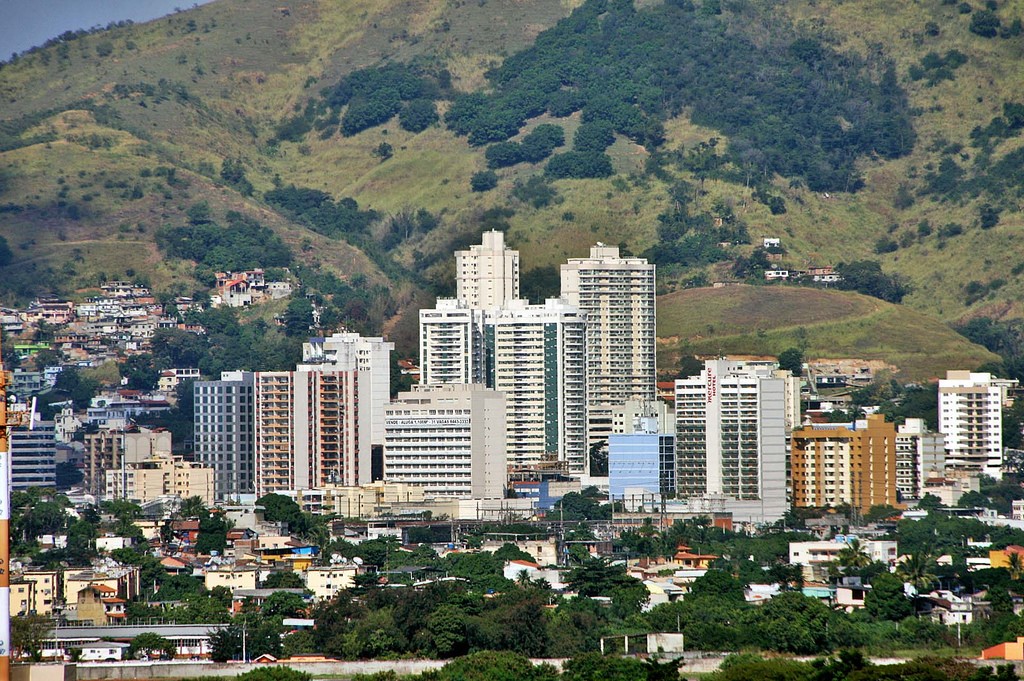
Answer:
[792,413,900,513]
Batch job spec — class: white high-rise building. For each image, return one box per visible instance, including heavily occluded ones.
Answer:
[304,332,395,446]
[484,298,588,472]
[561,244,656,446]
[674,359,790,523]
[895,418,946,501]
[456,230,520,310]
[419,299,486,386]
[194,371,256,501]
[939,370,1017,477]
[384,384,507,498]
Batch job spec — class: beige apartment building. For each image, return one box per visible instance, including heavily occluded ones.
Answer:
[560,244,656,447]
[455,229,519,310]
[9,569,60,616]
[939,370,1017,477]
[84,428,173,498]
[316,481,427,518]
[104,453,214,505]
[204,566,259,592]
[305,565,359,600]
[792,414,899,513]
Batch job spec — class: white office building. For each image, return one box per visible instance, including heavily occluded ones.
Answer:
[939,370,1017,477]
[384,384,507,498]
[456,230,519,310]
[419,299,486,386]
[194,371,255,501]
[674,359,790,523]
[484,298,587,472]
[560,244,656,446]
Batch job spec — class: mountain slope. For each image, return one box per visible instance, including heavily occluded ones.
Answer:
[657,285,999,382]
[1,0,1022,367]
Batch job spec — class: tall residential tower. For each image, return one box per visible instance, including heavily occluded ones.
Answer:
[561,244,656,447]
[484,298,588,472]
[939,370,1016,477]
[455,230,520,310]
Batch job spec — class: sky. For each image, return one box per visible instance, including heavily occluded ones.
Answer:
[0,0,216,58]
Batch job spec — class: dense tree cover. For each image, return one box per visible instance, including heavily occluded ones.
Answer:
[644,180,748,272]
[263,186,377,238]
[445,0,913,190]
[311,578,607,659]
[521,265,561,303]
[156,210,291,273]
[295,64,443,138]
[545,151,614,179]
[399,99,440,133]
[834,260,911,303]
[485,124,566,169]
[470,170,498,192]
[153,309,301,377]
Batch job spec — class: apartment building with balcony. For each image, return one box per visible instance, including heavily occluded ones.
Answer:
[895,418,946,502]
[419,299,486,386]
[939,370,1017,477]
[252,333,393,496]
[560,244,656,446]
[791,414,899,513]
[484,298,588,472]
[455,229,519,310]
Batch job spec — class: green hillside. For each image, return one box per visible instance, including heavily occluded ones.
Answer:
[657,285,1000,381]
[1,0,1023,364]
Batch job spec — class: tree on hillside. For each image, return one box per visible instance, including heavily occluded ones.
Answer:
[777,348,803,376]
[835,260,911,303]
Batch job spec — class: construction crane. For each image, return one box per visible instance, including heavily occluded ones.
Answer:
[0,338,27,678]
[0,342,12,678]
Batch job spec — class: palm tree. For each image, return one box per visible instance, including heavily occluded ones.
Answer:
[836,538,872,572]
[1007,551,1024,580]
[177,496,208,520]
[896,550,938,592]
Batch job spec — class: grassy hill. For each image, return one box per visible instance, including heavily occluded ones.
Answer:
[1,0,1022,366]
[657,285,1000,382]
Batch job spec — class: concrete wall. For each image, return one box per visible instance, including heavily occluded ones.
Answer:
[13,664,76,681]
[71,655,1023,681]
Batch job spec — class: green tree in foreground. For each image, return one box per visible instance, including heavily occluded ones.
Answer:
[864,573,913,621]
[128,632,176,660]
